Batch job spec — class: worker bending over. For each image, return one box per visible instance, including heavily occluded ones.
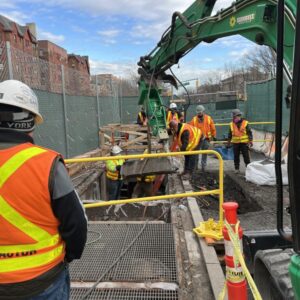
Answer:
[0,80,87,300]
[189,105,216,171]
[169,121,202,180]
[166,103,183,129]
[106,145,125,200]
[228,109,253,173]
[137,106,147,126]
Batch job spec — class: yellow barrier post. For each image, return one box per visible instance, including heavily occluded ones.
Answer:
[65,150,224,240]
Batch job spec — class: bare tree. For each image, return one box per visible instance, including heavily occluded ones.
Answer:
[243,46,276,77]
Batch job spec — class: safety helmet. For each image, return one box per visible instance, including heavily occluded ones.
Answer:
[232,109,242,117]
[196,105,205,113]
[0,80,43,124]
[111,145,123,155]
[170,103,177,109]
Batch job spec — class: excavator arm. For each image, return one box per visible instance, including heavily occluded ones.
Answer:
[138,0,296,139]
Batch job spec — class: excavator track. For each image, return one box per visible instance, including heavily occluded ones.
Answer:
[254,249,294,299]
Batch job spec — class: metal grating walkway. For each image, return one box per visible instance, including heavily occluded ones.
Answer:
[70,288,178,299]
[70,223,177,282]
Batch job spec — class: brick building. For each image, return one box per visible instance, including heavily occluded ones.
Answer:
[67,54,91,95]
[90,74,119,96]
[38,40,68,92]
[0,15,37,55]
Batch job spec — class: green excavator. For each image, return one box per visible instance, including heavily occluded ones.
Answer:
[137,0,300,298]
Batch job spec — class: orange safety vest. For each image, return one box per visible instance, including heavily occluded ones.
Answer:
[0,143,65,284]
[166,111,179,127]
[190,115,213,139]
[178,123,202,151]
[230,120,250,143]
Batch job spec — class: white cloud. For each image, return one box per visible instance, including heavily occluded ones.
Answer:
[90,59,137,77]
[0,1,17,9]
[71,25,87,33]
[0,10,28,24]
[38,30,65,43]
[228,47,253,60]
[98,29,120,38]
[203,57,213,63]
[213,0,235,13]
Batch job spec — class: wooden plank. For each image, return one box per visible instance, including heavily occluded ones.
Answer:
[187,196,227,300]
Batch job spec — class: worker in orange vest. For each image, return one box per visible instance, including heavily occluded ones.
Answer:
[169,120,203,180]
[0,80,87,299]
[189,105,216,171]
[137,106,147,126]
[228,109,253,173]
[166,103,183,129]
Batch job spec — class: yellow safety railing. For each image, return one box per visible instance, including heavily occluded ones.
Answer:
[211,139,272,144]
[215,121,275,127]
[65,150,224,240]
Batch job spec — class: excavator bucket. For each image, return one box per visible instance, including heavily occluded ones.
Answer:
[121,157,177,179]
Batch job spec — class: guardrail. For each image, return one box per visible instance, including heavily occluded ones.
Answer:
[65,150,224,239]
[215,121,275,127]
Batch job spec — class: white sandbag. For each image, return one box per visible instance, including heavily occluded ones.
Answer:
[245,160,288,186]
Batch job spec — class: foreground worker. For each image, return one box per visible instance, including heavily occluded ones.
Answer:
[228,109,253,173]
[166,103,183,129]
[169,120,202,180]
[106,145,125,200]
[137,106,147,126]
[0,80,87,300]
[189,105,216,171]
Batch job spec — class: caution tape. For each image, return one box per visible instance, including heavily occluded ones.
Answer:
[218,221,263,300]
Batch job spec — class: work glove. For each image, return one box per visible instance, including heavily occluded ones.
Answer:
[248,141,253,147]
[116,165,122,171]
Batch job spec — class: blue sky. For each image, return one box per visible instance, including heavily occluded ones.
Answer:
[0,0,257,83]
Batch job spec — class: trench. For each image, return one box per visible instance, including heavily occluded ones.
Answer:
[190,170,263,215]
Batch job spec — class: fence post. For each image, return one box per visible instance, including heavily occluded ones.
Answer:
[6,42,13,79]
[61,65,69,158]
[96,75,101,146]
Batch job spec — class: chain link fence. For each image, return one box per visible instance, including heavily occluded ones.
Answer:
[0,42,138,158]
[245,78,289,134]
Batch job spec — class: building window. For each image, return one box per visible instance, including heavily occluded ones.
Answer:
[215,100,237,110]
[13,34,17,41]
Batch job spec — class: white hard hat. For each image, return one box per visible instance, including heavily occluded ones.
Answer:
[170,103,177,109]
[0,80,43,124]
[196,105,205,113]
[111,145,123,155]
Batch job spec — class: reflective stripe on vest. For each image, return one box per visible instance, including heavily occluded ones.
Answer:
[167,111,179,127]
[137,175,155,182]
[178,123,202,151]
[106,159,123,180]
[230,120,249,143]
[0,146,64,274]
[192,115,212,139]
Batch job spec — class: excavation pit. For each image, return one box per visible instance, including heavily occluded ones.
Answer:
[191,170,263,215]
